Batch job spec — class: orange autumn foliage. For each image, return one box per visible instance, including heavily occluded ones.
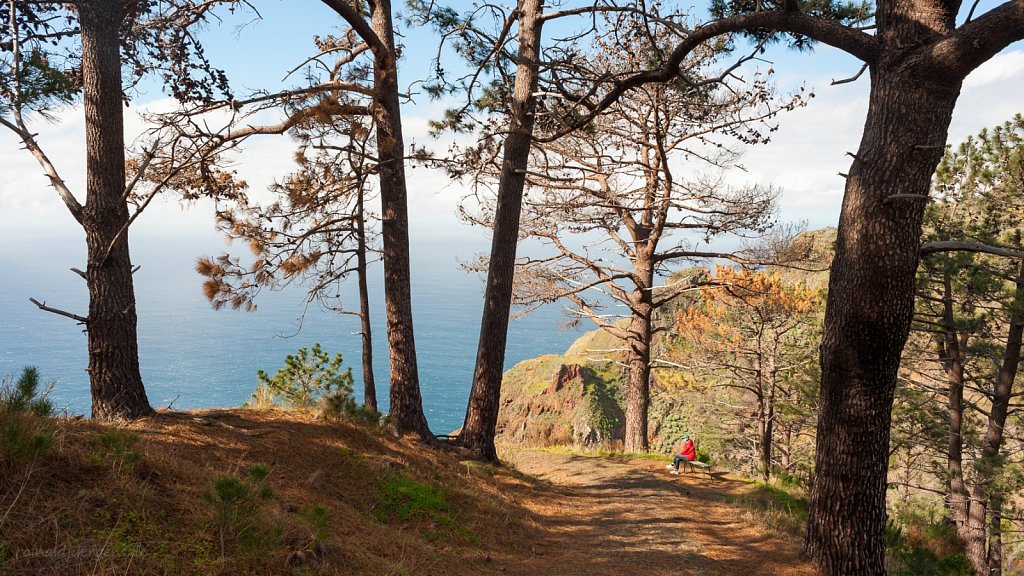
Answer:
[676,265,820,353]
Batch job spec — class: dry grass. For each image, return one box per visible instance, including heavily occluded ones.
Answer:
[0,409,550,575]
[1,409,817,576]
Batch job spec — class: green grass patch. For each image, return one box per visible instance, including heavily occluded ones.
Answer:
[731,480,809,536]
[299,505,330,540]
[534,445,667,461]
[373,475,449,522]
[886,516,972,575]
[371,475,478,545]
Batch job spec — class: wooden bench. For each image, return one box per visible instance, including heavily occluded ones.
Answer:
[680,459,714,481]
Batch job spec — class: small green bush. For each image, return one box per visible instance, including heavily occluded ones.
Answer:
[0,367,55,467]
[324,395,381,425]
[89,431,142,473]
[774,470,807,490]
[202,464,276,558]
[1,367,54,417]
[254,343,354,410]
[299,505,330,541]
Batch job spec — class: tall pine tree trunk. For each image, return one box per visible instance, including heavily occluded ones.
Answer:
[938,269,969,529]
[963,262,1023,576]
[79,0,152,420]
[804,69,961,575]
[355,189,376,413]
[759,370,777,482]
[368,0,429,437]
[458,0,544,461]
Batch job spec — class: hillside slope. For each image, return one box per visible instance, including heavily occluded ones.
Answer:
[1,409,813,575]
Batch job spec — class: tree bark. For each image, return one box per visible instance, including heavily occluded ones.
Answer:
[988,496,1004,576]
[355,189,377,413]
[780,425,793,471]
[804,68,961,575]
[78,0,152,420]
[458,0,545,461]
[623,254,655,453]
[368,0,429,437]
[759,372,777,483]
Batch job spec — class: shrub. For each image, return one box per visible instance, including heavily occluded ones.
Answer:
[88,431,142,473]
[202,464,276,558]
[299,505,330,541]
[886,515,972,575]
[774,470,808,490]
[254,343,354,410]
[1,367,54,417]
[0,367,55,468]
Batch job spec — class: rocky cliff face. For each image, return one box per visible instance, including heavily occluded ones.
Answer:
[495,354,624,449]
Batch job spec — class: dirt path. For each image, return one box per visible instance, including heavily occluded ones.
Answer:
[502,450,815,576]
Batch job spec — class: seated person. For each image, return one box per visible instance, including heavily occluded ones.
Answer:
[666,434,696,475]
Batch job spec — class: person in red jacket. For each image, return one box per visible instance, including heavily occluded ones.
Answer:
[667,435,696,475]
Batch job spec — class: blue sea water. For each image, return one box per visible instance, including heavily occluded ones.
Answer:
[0,231,586,434]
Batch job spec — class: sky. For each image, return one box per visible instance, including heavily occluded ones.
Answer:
[2,1,1023,264]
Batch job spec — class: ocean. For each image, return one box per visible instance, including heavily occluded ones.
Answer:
[0,230,587,435]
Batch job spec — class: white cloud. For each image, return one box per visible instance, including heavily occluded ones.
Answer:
[950,50,1024,140]
[734,48,1024,229]
[963,50,1024,90]
[3,49,1023,254]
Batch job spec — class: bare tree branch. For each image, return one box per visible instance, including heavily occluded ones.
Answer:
[920,240,1024,260]
[28,297,88,324]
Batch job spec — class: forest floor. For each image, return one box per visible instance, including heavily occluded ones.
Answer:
[500,450,814,576]
[1,409,814,575]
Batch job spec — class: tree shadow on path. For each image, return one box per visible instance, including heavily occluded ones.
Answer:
[503,450,815,576]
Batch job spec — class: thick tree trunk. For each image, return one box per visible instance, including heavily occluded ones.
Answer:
[458,0,544,461]
[963,262,1023,576]
[623,278,653,452]
[78,0,152,420]
[623,340,651,453]
[368,0,429,437]
[804,68,961,575]
[355,190,377,413]
[621,237,656,453]
[938,270,969,529]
